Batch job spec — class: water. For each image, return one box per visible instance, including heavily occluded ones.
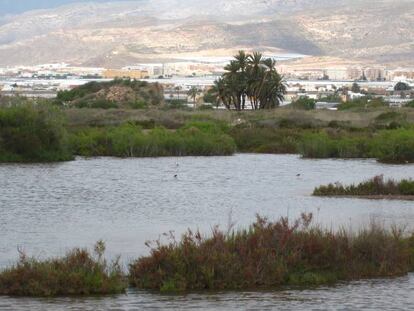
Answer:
[0,154,413,310]
[1,276,414,311]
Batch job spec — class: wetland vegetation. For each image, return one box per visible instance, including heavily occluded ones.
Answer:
[0,241,126,297]
[314,175,414,199]
[2,101,414,163]
[2,215,414,296]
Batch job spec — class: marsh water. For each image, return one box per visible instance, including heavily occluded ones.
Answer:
[0,154,413,310]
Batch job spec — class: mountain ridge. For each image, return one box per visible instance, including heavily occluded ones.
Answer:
[0,0,412,67]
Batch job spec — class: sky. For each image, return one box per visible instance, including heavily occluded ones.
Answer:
[0,0,133,15]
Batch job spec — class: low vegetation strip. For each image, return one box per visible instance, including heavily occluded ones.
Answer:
[1,102,414,163]
[70,121,236,157]
[0,104,236,162]
[129,214,414,292]
[0,241,126,297]
[313,175,414,199]
[298,128,414,164]
[2,216,414,296]
[231,124,414,164]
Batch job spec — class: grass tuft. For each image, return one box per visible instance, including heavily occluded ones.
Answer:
[0,241,126,297]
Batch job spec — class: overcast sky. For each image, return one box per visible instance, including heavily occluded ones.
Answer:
[0,0,134,15]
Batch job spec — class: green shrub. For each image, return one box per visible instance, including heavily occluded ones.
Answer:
[69,128,109,157]
[70,121,236,157]
[198,104,214,110]
[230,126,301,154]
[129,214,413,292]
[298,128,414,163]
[399,180,414,195]
[90,99,119,109]
[277,118,317,129]
[319,94,342,103]
[291,97,316,110]
[0,104,73,162]
[406,100,414,108]
[375,111,402,121]
[165,100,189,110]
[128,100,148,109]
[0,241,126,297]
[298,132,337,158]
[338,97,387,111]
[313,175,414,196]
[183,120,230,134]
[374,129,414,163]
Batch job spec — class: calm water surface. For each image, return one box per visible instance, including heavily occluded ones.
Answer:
[0,154,413,310]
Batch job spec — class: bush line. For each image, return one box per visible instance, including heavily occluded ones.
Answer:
[2,104,414,163]
[2,215,414,296]
[313,175,414,197]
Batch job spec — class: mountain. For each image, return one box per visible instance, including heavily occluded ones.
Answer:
[0,0,130,16]
[0,0,412,67]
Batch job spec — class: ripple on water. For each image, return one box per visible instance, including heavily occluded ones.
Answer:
[0,275,413,310]
[0,155,414,309]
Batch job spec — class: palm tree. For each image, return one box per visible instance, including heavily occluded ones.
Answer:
[217,50,286,110]
[234,50,249,72]
[224,61,243,110]
[209,78,230,109]
[187,86,201,109]
[259,71,286,109]
[262,57,277,72]
[247,52,265,110]
[174,86,182,100]
[351,82,361,93]
[234,51,249,110]
[248,52,264,71]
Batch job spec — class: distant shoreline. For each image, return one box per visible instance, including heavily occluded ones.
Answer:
[315,195,414,201]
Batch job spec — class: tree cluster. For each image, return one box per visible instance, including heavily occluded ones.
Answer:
[209,51,286,110]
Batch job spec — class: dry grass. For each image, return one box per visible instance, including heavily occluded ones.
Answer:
[64,107,414,129]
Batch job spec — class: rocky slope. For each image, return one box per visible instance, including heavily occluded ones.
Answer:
[57,79,164,108]
[0,0,412,67]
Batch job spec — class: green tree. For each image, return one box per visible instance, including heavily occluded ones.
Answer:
[203,87,221,108]
[406,100,414,108]
[223,60,245,110]
[394,82,411,91]
[216,51,286,110]
[351,82,361,93]
[0,104,72,162]
[187,86,201,108]
[211,78,231,109]
[174,86,182,100]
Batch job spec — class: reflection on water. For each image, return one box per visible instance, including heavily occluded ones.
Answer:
[0,154,413,310]
[1,275,413,310]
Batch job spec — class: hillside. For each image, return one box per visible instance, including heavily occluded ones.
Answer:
[56,79,164,108]
[0,0,412,67]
